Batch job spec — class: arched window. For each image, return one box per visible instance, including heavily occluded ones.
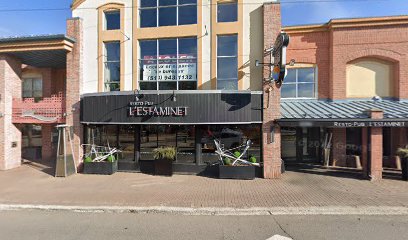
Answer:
[346,58,394,98]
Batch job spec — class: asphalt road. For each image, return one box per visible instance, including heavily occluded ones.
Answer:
[1,210,408,240]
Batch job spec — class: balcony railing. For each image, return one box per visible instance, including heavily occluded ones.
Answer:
[12,92,66,124]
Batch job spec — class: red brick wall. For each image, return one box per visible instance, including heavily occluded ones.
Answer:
[285,21,408,100]
[262,3,282,178]
[66,18,84,169]
[331,128,346,166]
[370,127,383,181]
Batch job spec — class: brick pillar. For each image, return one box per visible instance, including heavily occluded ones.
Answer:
[66,18,83,169]
[41,124,55,162]
[361,127,368,177]
[368,109,383,181]
[41,68,52,97]
[0,54,22,170]
[331,128,346,167]
[262,2,282,179]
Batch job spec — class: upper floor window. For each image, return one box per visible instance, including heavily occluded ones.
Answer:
[104,41,121,91]
[23,78,42,98]
[281,67,317,99]
[217,1,238,22]
[139,0,197,28]
[105,10,121,30]
[217,34,238,90]
[139,37,197,90]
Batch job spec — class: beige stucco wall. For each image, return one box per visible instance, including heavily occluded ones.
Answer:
[346,59,394,98]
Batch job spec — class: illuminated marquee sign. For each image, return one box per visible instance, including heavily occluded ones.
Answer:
[128,101,188,117]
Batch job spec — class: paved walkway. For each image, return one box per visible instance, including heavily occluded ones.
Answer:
[0,163,407,208]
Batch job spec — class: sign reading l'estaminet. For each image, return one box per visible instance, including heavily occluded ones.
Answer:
[333,121,406,127]
[128,101,188,117]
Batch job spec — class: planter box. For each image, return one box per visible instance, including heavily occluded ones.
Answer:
[83,161,118,175]
[219,165,255,180]
[139,160,155,175]
[402,157,408,181]
[154,158,173,176]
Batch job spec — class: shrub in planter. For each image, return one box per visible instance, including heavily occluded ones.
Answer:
[396,148,408,181]
[83,155,118,175]
[249,156,257,164]
[153,147,176,176]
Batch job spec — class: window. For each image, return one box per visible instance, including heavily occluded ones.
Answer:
[281,67,316,98]
[217,1,238,22]
[139,0,197,28]
[22,78,42,98]
[105,10,120,30]
[104,42,121,91]
[139,38,197,90]
[217,35,238,90]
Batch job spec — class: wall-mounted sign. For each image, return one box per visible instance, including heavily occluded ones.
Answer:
[333,121,406,128]
[271,32,290,87]
[128,101,188,117]
[143,54,197,81]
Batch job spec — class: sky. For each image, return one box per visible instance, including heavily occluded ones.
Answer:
[0,0,407,37]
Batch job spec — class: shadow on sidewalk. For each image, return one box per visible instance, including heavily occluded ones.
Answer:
[22,159,55,176]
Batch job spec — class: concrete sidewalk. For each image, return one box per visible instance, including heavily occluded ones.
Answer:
[0,164,407,212]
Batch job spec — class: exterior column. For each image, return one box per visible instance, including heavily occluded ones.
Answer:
[41,124,54,162]
[66,18,83,170]
[41,68,52,97]
[0,54,22,170]
[368,109,384,181]
[361,127,368,177]
[262,2,282,179]
[331,128,346,167]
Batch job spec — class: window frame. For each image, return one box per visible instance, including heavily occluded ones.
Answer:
[103,41,121,92]
[139,0,198,28]
[217,1,238,23]
[138,37,198,90]
[22,78,43,98]
[216,34,238,90]
[104,9,121,31]
[281,66,318,99]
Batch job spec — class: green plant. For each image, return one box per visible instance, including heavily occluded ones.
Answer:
[224,157,232,166]
[107,155,116,162]
[397,148,408,158]
[249,156,257,163]
[152,147,176,161]
[84,156,93,163]
[233,151,241,158]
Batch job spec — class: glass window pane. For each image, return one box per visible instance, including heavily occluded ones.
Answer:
[33,91,42,98]
[141,0,157,7]
[140,40,157,59]
[178,38,197,56]
[179,81,196,90]
[159,7,177,26]
[298,83,315,98]
[23,91,31,98]
[285,69,296,83]
[140,60,157,81]
[158,59,177,81]
[298,68,315,83]
[104,62,120,82]
[179,0,196,4]
[105,11,120,30]
[159,82,177,90]
[140,9,157,28]
[159,0,176,6]
[159,39,177,56]
[23,79,32,91]
[179,5,197,25]
[33,79,42,91]
[281,84,296,98]
[178,58,197,80]
[105,82,120,92]
[217,80,237,90]
[177,126,195,163]
[217,35,237,56]
[217,57,238,80]
[217,2,237,23]
[105,42,120,61]
[140,82,157,90]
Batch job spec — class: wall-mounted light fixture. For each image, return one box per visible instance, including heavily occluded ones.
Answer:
[270,125,275,144]
[134,89,143,101]
[171,91,177,102]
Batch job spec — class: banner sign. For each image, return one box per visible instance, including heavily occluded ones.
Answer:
[128,101,188,117]
[333,121,406,128]
[143,54,196,81]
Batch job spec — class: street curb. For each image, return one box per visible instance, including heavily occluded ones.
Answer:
[1,204,408,215]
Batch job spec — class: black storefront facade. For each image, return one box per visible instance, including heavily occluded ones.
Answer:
[81,90,263,173]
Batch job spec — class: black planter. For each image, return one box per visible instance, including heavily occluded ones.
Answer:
[219,165,255,180]
[402,157,408,181]
[83,161,118,175]
[154,158,173,176]
[139,160,155,175]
